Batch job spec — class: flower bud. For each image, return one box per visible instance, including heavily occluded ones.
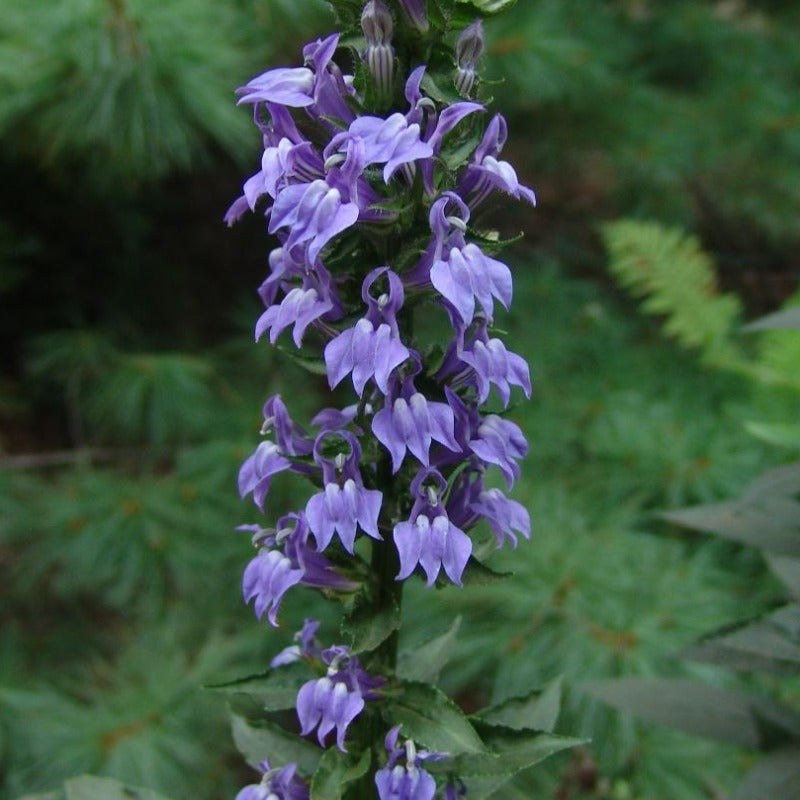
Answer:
[398,0,429,33]
[361,0,393,44]
[361,1,395,99]
[455,19,485,97]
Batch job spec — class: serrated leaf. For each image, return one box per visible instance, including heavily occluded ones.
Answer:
[341,590,401,655]
[207,663,309,711]
[397,616,462,683]
[743,307,800,331]
[769,555,800,598]
[230,713,321,775]
[683,606,800,675]
[585,678,800,749]
[390,681,486,755]
[661,462,800,556]
[476,676,562,733]
[446,721,582,779]
[730,746,800,800]
[310,747,371,800]
[62,776,174,800]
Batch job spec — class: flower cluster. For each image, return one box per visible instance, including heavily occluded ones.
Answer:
[229,3,536,797]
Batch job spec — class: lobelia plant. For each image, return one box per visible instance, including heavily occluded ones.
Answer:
[222,2,579,798]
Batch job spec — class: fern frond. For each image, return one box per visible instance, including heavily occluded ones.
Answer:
[603,219,744,368]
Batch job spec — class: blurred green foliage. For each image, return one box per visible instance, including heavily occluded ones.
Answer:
[1,1,798,799]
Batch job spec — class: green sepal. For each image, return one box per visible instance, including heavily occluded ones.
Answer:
[441,131,485,172]
[474,676,563,733]
[230,712,322,775]
[207,662,310,712]
[341,588,401,655]
[310,747,372,800]
[397,616,462,683]
[276,345,329,376]
[388,680,487,755]
[460,555,513,585]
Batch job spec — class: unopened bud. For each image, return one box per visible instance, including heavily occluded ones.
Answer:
[361,1,394,99]
[362,0,393,45]
[398,0,429,33]
[455,19,485,97]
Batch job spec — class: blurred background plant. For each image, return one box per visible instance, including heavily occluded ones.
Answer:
[0,1,798,799]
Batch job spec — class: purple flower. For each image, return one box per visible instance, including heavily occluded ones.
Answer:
[238,441,292,511]
[324,268,411,396]
[327,114,434,183]
[241,515,359,626]
[431,243,512,327]
[375,726,445,800]
[236,67,316,107]
[271,618,321,667]
[243,138,324,212]
[458,114,536,208]
[242,548,304,626]
[469,414,527,489]
[297,675,364,751]
[296,645,382,751]
[260,396,313,458]
[236,760,309,800]
[305,431,383,553]
[372,368,459,473]
[255,282,335,347]
[471,487,531,548]
[269,179,360,265]
[415,193,512,325]
[438,315,531,407]
[393,469,472,586]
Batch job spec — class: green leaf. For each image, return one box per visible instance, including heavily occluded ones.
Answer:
[230,713,321,775]
[745,421,800,451]
[743,307,800,331]
[443,722,582,789]
[397,616,462,683]
[310,747,371,800]
[207,663,309,711]
[476,676,562,733]
[456,0,517,13]
[767,555,800,598]
[389,681,487,755]
[341,591,401,655]
[603,220,743,368]
[661,462,800,556]
[61,776,174,800]
[585,678,800,749]
[683,605,800,675]
[730,746,800,800]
